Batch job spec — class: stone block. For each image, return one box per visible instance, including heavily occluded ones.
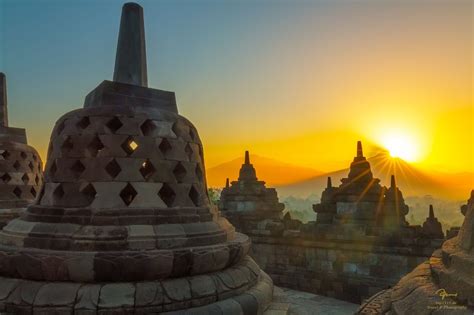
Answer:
[98,283,135,309]
[135,282,163,311]
[75,284,101,312]
[34,283,81,307]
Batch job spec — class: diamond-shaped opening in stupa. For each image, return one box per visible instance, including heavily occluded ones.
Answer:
[140,159,155,180]
[140,119,157,136]
[87,136,105,157]
[106,116,123,133]
[105,158,122,179]
[158,138,172,156]
[77,116,91,130]
[158,183,176,207]
[21,173,29,185]
[61,136,74,155]
[120,183,137,206]
[121,137,138,156]
[185,143,193,161]
[80,183,97,205]
[53,184,65,201]
[13,161,21,171]
[189,185,200,206]
[173,162,187,183]
[70,160,86,179]
[1,173,11,183]
[13,186,22,198]
[1,150,10,160]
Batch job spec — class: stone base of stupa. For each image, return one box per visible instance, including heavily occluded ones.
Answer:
[0,208,24,229]
[357,239,473,315]
[0,255,273,314]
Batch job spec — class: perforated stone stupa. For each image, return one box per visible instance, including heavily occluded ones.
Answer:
[0,73,43,228]
[0,3,273,313]
[219,151,285,226]
[358,190,474,314]
[313,141,410,234]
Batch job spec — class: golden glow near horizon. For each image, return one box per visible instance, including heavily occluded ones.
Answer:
[379,131,421,162]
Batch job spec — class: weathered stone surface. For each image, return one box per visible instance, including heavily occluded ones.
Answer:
[34,283,81,307]
[98,283,135,309]
[75,284,101,312]
[358,190,474,313]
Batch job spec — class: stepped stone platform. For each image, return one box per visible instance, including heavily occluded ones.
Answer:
[0,73,43,229]
[0,3,273,314]
[265,287,359,315]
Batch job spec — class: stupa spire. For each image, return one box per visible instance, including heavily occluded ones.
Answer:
[0,73,8,127]
[327,177,332,188]
[225,178,230,188]
[357,141,363,157]
[113,2,148,87]
[245,150,250,164]
[429,204,434,219]
[390,175,396,188]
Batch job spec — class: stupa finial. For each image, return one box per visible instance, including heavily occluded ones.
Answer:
[357,141,363,157]
[0,73,8,127]
[327,177,332,188]
[225,178,230,188]
[429,205,434,219]
[245,150,250,164]
[113,2,148,87]
[390,175,396,188]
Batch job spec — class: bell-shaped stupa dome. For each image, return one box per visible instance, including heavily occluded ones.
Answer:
[0,3,272,313]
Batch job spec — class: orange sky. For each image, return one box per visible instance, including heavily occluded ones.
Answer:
[193,1,473,176]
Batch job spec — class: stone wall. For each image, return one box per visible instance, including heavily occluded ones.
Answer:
[241,223,442,304]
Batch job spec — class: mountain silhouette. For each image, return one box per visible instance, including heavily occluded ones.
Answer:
[276,152,473,200]
[206,154,322,187]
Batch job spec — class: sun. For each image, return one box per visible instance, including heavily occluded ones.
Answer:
[380,132,420,162]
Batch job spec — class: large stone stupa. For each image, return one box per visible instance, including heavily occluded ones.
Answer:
[0,3,273,313]
[0,73,43,228]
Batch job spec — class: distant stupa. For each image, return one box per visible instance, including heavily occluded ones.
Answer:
[313,141,412,232]
[219,150,285,222]
[0,73,43,227]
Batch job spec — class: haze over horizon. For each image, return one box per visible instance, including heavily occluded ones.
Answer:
[1,0,472,184]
